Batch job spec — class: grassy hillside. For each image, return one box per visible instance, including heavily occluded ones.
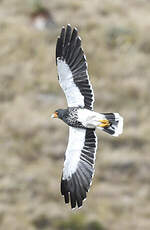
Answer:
[0,0,150,229]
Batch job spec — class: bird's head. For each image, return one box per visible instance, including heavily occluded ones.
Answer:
[51,109,66,119]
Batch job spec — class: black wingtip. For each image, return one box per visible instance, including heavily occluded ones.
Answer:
[61,179,70,204]
[64,24,72,47]
[61,173,88,209]
[67,24,71,29]
[61,25,65,30]
[60,26,65,41]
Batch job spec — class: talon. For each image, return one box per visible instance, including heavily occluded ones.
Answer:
[98,119,110,127]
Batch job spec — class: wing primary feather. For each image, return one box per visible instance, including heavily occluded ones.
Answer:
[79,160,94,176]
[67,179,76,209]
[70,191,76,209]
[61,179,69,204]
[64,193,69,203]
[66,28,78,63]
[60,26,65,43]
[67,39,78,64]
[70,27,78,44]
[72,174,83,208]
[56,37,62,63]
[60,27,66,58]
[76,167,89,192]
[64,24,72,47]
[79,161,93,180]
[64,42,71,60]
[63,25,72,59]
[78,166,91,192]
[75,171,87,200]
[70,53,85,71]
[69,37,81,66]
[66,28,78,61]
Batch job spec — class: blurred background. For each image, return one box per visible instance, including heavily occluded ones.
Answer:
[0,0,150,229]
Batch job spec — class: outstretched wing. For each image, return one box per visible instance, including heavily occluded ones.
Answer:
[61,127,97,209]
[56,24,94,110]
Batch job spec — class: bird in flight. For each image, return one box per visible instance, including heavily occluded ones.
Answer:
[51,24,123,209]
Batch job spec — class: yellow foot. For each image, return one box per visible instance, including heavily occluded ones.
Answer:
[98,119,110,127]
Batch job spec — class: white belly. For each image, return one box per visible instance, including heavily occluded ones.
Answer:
[77,108,105,128]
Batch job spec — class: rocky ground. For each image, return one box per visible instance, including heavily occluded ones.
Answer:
[0,0,150,229]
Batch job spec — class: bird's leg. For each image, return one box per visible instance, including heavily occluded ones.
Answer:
[98,120,110,127]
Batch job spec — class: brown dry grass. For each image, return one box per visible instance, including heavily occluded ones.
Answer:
[0,0,150,229]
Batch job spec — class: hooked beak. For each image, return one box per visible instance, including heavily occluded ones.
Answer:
[51,112,58,118]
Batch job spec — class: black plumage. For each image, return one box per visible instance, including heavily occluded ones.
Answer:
[56,107,85,129]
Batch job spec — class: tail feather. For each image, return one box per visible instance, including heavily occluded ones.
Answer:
[98,113,123,136]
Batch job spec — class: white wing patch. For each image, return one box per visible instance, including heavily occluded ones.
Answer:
[57,59,84,107]
[63,127,86,180]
